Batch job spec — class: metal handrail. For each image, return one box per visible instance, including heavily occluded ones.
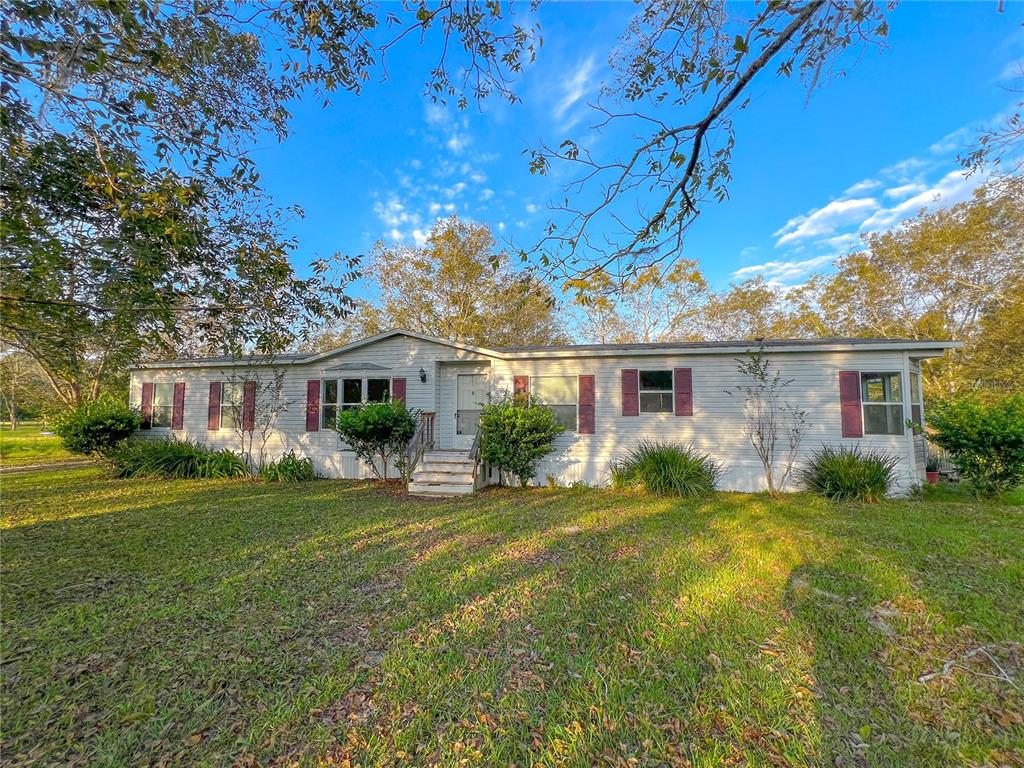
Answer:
[402,411,435,480]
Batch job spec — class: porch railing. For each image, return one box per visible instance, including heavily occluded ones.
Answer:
[402,411,435,480]
[468,429,483,486]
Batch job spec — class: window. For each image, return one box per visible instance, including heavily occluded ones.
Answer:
[151,383,175,428]
[532,375,578,431]
[861,372,903,435]
[639,370,673,413]
[910,371,922,428]
[221,382,243,430]
[322,377,392,429]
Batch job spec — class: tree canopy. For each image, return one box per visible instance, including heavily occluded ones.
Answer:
[308,218,566,351]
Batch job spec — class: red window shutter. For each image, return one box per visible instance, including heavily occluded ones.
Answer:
[207,382,222,430]
[171,382,186,429]
[241,380,256,432]
[578,374,595,434]
[513,376,529,397]
[621,369,639,417]
[673,368,693,416]
[392,377,407,404]
[305,379,320,432]
[140,382,154,430]
[839,370,863,438]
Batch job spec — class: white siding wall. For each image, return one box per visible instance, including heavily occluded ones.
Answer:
[130,336,922,493]
[129,335,489,479]
[489,349,920,493]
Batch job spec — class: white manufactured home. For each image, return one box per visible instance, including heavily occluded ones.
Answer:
[129,330,958,495]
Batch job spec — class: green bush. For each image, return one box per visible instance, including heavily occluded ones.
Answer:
[336,399,417,481]
[610,441,722,497]
[927,394,1024,497]
[796,445,901,502]
[108,438,249,479]
[51,396,141,456]
[478,395,565,487]
[259,451,316,482]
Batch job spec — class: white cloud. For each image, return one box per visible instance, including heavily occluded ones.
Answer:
[554,55,597,129]
[525,202,540,214]
[883,182,927,200]
[428,202,441,214]
[732,254,836,284]
[497,221,506,231]
[424,102,449,127]
[859,169,982,233]
[999,59,1023,81]
[374,197,419,228]
[480,188,495,201]
[446,132,470,154]
[411,228,429,247]
[843,178,881,196]
[773,197,879,247]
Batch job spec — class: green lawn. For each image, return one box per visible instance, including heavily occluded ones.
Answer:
[0,423,72,466]
[2,470,1022,767]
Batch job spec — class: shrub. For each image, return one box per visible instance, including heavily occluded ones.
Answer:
[51,396,141,456]
[927,395,1024,497]
[610,441,721,497]
[478,394,565,487]
[259,451,316,482]
[108,438,249,479]
[796,445,901,502]
[335,399,417,481]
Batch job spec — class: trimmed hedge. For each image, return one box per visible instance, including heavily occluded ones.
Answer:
[51,397,141,456]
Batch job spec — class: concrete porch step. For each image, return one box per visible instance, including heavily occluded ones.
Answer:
[413,470,475,484]
[408,480,475,496]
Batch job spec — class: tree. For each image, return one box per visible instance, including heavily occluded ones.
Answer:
[527,1,891,280]
[568,261,708,343]
[2,1,535,396]
[0,125,356,406]
[725,345,809,496]
[322,217,567,349]
[813,179,1024,398]
[0,349,49,427]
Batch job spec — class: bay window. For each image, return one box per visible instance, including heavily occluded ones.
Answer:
[322,377,392,429]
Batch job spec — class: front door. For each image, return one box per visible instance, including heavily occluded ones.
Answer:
[454,373,487,449]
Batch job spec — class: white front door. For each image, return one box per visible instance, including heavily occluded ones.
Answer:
[454,373,487,449]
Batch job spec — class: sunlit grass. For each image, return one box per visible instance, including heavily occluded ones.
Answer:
[0,423,71,466]
[2,468,1022,766]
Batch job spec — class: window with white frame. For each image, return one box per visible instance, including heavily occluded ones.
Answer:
[861,372,904,435]
[532,375,578,431]
[322,377,391,429]
[221,382,243,430]
[151,383,175,428]
[639,370,673,413]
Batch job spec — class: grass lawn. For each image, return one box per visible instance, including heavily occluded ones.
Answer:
[0,423,72,466]
[2,470,1022,767]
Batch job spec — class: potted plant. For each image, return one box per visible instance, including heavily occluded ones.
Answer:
[925,452,941,484]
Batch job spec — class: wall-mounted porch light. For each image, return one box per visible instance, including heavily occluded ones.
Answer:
[418,367,427,383]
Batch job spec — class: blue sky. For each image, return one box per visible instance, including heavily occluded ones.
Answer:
[250,2,1023,296]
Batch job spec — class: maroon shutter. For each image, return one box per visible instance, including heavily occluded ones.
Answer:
[673,368,693,416]
[839,371,863,438]
[207,382,222,430]
[305,379,320,431]
[241,380,256,432]
[171,382,185,429]
[140,382,154,429]
[621,369,639,417]
[578,375,595,434]
[513,376,529,398]
[392,377,407,404]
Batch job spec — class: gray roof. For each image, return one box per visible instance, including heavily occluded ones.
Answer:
[495,337,927,353]
[136,330,959,369]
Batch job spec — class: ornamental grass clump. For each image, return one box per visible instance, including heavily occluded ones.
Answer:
[610,441,722,497]
[259,451,316,482]
[108,438,249,479]
[796,444,901,502]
